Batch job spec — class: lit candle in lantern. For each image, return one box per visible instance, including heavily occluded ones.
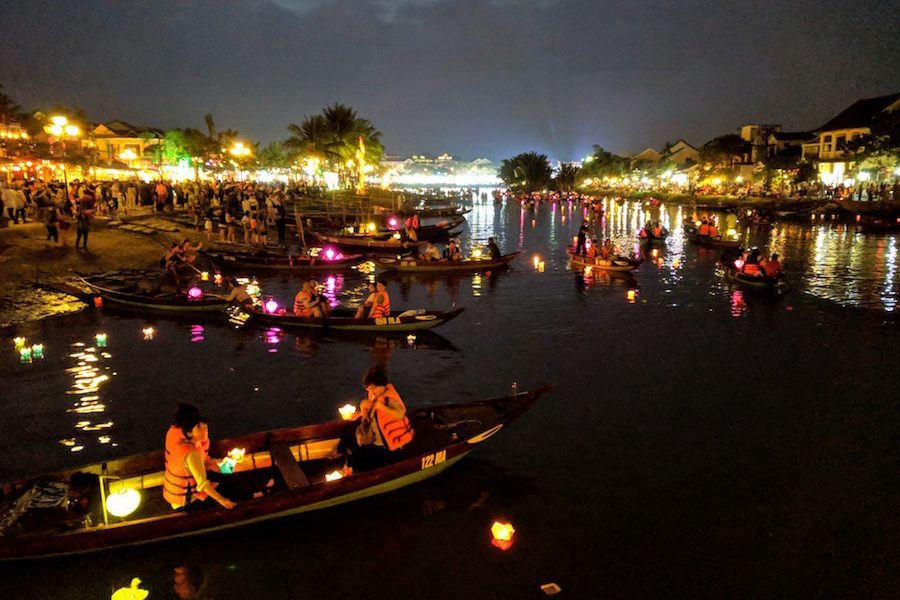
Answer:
[95,333,108,348]
[93,296,103,308]
[325,470,344,482]
[472,248,483,259]
[627,290,636,302]
[201,271,209,281]
[13,336,26,350]
[651,248,658,258]
[490,521,515,550]
[142,327,154,340]
[19,346,32,364]
[264,299,279,314]
[214,273,223,285]
[187,286,203,300]
[31,344,44,359]
[338,404,356,420]
[533,255,540,268]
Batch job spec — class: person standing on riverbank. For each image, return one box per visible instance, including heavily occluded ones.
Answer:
[75,205,90,250]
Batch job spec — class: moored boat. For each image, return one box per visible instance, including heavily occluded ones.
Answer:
[203,248,363,271]
[244,306,464,332]
[723,265,787,291]
[307,231,427,255]
[78,271,230,314]
[373,252,520,273]
[567,251,641,272]
[0,386,549,561]
[687,231,741,248]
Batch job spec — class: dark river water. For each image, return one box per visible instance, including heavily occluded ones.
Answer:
[1,196,898,599]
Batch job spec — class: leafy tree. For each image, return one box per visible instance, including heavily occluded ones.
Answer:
[257,141,290,169]
[286,115,331,161]
[699,134,750,166]
[845,110,900,175]
[554,162,580,192]
[0,84,23,124]
[580,145,629,179]
[498,152,553,192]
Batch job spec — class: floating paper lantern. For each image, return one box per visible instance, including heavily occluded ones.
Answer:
[491,521,515,550]
[95,333,108,348]
[325,470,344,482]
[187,287,203,300]
[106,488,141,518]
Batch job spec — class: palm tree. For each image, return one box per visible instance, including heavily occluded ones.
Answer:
[554,163,580,192]
[285,114,332,161]
[498,152,553,192]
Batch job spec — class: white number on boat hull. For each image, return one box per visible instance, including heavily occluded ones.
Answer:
[421,449,447,470]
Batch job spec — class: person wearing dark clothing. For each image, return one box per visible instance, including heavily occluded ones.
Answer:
[576,222,588,256]
[487,237,501,259]
[45,206,59,244]
[75,206,90,250]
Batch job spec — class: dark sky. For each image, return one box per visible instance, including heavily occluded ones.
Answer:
[1,0,897,160]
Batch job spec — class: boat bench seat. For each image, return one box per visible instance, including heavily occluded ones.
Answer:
[269,441,311,489]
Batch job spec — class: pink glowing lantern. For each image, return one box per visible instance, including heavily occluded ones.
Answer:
[324,247,336,261]
[388,217,398,228]
[734,259,745,270]
[265,299,279,314]
[187,286,203,300]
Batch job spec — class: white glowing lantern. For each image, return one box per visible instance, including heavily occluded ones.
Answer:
[106,488,141,518]
[472,248,483,259]
[338,404,356,420]
[325,470,344,482]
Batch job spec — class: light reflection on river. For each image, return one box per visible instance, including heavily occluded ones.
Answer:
[1,193,898,598]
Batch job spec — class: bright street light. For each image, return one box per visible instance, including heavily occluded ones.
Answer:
[229,142,251,157]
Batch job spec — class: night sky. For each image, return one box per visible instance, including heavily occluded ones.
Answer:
[1,0,897,160]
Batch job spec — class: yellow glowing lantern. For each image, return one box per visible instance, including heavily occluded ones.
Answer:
[491,521,515,550]
[106,488,141,518]
[533,255,540,268]
[227,447,246,463]
[14,336,26,350]
[111,578,150,600]
[651,248,658,258]
[366,222,376,233]
[627,290,636,302]
[338,404,356,420]
[392,232,401,240]
[673,258,680,268]
[325,470,344,482]
[472,248,483,259]
[201,271,209,281]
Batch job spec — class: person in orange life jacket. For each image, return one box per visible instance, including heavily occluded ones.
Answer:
[741,247,763,276]
[355,281,378,318]
[368,280,391,318]
[293,281,315,317]
[164,403,235,510]
[762,253,783,277]
[652,222,667,238]
[707,220,719,238]
[698,218,710,236]
[586,238,599,258]
[339,366,414,472]
[405,213,420,229]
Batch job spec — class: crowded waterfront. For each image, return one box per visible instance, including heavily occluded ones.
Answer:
[1,190,898,597]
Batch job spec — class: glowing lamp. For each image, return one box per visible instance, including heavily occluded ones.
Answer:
[13,336,26,350]
[651,249,658,258]
[106,488,141,518]
[657,258,664,267]
[389,217,398,228]
[324,247,336,260]
[392,232,401,240]
[142,327,154,340]
[627,290,636,302]
[734,259,745,270]
[727,228,737,238]
[31,344,44,359]
[573,236,578,246]
[338,404,356,420]
[584,266,592,275]
[472,248,483,258]
[855,215,861,223]
[213,273,223,285]
[694,220,702,227]
[407,334,416,345]
[366,222,376,233]
[228,447,246,462]
[538,261,545,272]
[325,470,344,482]
[19,347,32,363]
[111,578,149,600]
[673,258,680,268]
[93,296,103,309]
[533,255,540,268]
[201,271,209,281]
[264,299,279,314]
[187,286,203,300]
[491,521,516,550]
[95,333,108,348]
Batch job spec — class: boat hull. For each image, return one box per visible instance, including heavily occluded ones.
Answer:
[246,308,464,332]
[374,252,519,273]
[204,250,363,271]
[568,252,640,272]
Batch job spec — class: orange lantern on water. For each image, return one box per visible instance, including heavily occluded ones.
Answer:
[491,521,515,550]
[93,296,103,309]
[627,290,636,302]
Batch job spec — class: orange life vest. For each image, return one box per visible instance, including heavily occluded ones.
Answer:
[369,291,391,318]
[763,260,782,277]
[708,225,719,237]
[294,290,313,316]
[742,262,761,275]
[163,425,207,508]
[653,226,662,237]
[372,384,414,451]
[699,223,710,236]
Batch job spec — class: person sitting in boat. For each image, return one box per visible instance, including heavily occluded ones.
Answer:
[487,237,501,260]
[586,238,599,258]
[293,281,315,317]
[163,403,235,511]
[576,222,589,254]
[600,239,615,260]
[400,225,419,258]
[225,277,253,308]
[740,247,764,277]
[341,366,414,472]
[698,218,710,236]
[180,239,203,264]
[368,280,391,318]
[443,239,462,261]
[422,242,441,262]
[305,279,331,318]
[638,221,653,239]
[652,222,668,238]
[707,220,719,238]
[355,281,378,319]
[762,253,783,278]
[405,213,420,230]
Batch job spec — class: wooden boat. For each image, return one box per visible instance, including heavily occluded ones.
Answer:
[637,232,667,243]
[404,206,471,218]
[382,218,466,242]
[78,271,230,314]
[0,386,549,561]
[723,265,787,291]
[687,231,740,249]
[373,252,520,273]
[568,251,641,272]
[307,231,427,255]
[244,306,465,332]
[203,249,363,271]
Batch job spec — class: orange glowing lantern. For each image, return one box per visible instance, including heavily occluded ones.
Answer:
[651,248,658,258]
[627,290,636,302]
[855,215,861,222]
[491,521,515,550]
[338,404,356,420]
[93,296,103,308]
[213,273,223,285]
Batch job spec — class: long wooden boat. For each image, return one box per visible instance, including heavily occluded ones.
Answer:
[404,207,471,218]
[687,232,740,248]
[244,306,464,332]
[568,251,641,272]
[203,249,363,271]
[723,265,787,291]
[0,386,549,561]
[637,232,667,243]
[78,271,230,314]
[373,252,520,273]
[307,231,427,255]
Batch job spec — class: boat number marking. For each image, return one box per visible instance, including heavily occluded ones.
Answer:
[420,450,447,470]
[375,317,402,325]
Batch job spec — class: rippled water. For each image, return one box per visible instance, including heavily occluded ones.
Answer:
[1,196,898,598]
